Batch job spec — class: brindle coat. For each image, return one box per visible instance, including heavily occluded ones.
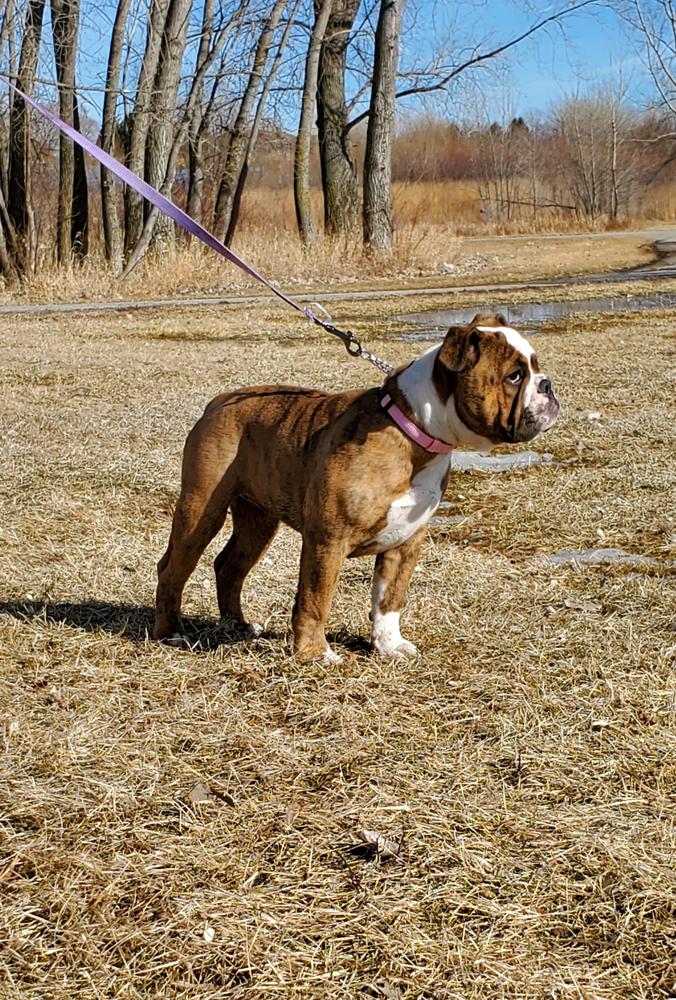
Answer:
[154,313,558,659]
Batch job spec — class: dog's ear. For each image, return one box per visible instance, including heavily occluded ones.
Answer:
[438,325,481,373]
[438,311,509,373]
[470,311,507,328]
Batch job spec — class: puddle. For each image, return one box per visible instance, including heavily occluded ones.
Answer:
[398,291,676,338]
[540,547,658,568]
[430,514,465,528]
[452,450,554,473]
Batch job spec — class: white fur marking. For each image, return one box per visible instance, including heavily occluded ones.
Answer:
[397,345,494,452]
[475,324,534,360]
[476,324,536,405]
[322,645,343,665]
[371,575,418,658]
[372,454,449,552]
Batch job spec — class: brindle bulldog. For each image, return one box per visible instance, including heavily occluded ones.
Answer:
[154,312,560,660]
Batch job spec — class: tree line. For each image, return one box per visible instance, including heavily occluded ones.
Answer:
[389,96,676,227]
[0,0,674,281]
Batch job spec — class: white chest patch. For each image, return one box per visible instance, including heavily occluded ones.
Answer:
[372,455,450,553]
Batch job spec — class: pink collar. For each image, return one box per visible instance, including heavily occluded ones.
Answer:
[380,392,454,455]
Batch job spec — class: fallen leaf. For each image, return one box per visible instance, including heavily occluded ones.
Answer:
[187,782,215,805]
[350,828,402,860]
[379,983,403,999]
[564,598,602,613]
[203,925,215,943]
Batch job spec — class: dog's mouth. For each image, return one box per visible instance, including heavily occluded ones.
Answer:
[513,397,560,442]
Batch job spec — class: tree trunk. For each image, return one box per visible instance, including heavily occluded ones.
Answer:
[316,0,360,235]
[71,94,88,254]
[294,0,333,245]
[145,0,192,247]
[0,183,19,281]
[363,0,400,251]
[225,0,301,245]
[51,0,87,262]
[609,103,619,220]
[212,0,285,243]
[101,0,132,269]
[0,0,16,74]
[119,3,237,276]
[6,0,46,276]
[185,0,215,225]
[0,0,18,205]
[123,0,171,256]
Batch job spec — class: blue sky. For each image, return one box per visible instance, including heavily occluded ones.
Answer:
[398,0,646,121]
[489,3,644,112]
[64,0,647,127]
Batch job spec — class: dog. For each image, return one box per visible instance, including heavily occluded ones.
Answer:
[154,312,559,661]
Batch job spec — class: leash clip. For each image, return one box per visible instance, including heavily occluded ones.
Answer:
[345,334,364,357]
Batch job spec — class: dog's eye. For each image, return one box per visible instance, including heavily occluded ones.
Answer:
[505,370,522,385]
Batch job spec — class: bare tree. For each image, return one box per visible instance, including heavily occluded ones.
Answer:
[316,0,361,235]
[212,0,286,243]
[352,0,600,249]
[101,0,133,268]
[295,0,333,245]
[119,1,247,274]
[0,0,18,225]
[144,0,192,247]
[6,0,46,276]
[554,85,639,222]
[225,0,302,244]
[363,0,400,250]
[51,0,88,262]
[620,0,676,134]
[185,0,215,224]
[123,0,172,255]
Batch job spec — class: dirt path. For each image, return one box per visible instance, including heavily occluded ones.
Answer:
[2,228,675,318]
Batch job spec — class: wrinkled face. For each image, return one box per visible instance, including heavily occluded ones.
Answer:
[433,313,560,444]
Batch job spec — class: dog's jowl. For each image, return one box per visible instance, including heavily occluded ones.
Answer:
[154,312,560,661]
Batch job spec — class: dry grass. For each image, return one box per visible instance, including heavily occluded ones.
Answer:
[1,295,674,998]
[237,180,676,236]
[0,228,657,307]
[0,227,461,305]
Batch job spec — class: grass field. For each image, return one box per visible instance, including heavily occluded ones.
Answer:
[0,227,659,306]
[1,289,674,997]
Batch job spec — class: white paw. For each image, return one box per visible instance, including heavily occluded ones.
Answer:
[322,645,344,665]
[242,622,263,639]
[372,636,418,659]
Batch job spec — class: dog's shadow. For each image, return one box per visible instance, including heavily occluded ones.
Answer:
[0,599,268,651]
[0,600,372,656]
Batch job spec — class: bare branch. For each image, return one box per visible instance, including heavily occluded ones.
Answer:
[346,0,601,135]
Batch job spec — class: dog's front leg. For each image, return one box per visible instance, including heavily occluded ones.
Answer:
[371,528,427,658]
[292,536,348,663]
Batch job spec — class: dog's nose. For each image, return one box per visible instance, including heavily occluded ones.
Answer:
[538,378,553,397]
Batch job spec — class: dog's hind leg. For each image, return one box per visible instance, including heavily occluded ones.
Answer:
[370,527,426,658]
[214,497,279,634]
[154,483,231,646]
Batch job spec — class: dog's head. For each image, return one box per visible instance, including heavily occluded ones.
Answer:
[432,312,560,445]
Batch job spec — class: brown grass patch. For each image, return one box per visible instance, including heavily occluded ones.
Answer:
[0,298,674,998]
[0,226,660,307]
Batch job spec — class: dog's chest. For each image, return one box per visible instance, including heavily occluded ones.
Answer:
[372,456,450,553]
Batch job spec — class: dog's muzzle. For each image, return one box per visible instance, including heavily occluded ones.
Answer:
[514,373,560,442]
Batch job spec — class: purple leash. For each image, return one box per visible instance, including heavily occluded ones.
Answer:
[2,76,393,375]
